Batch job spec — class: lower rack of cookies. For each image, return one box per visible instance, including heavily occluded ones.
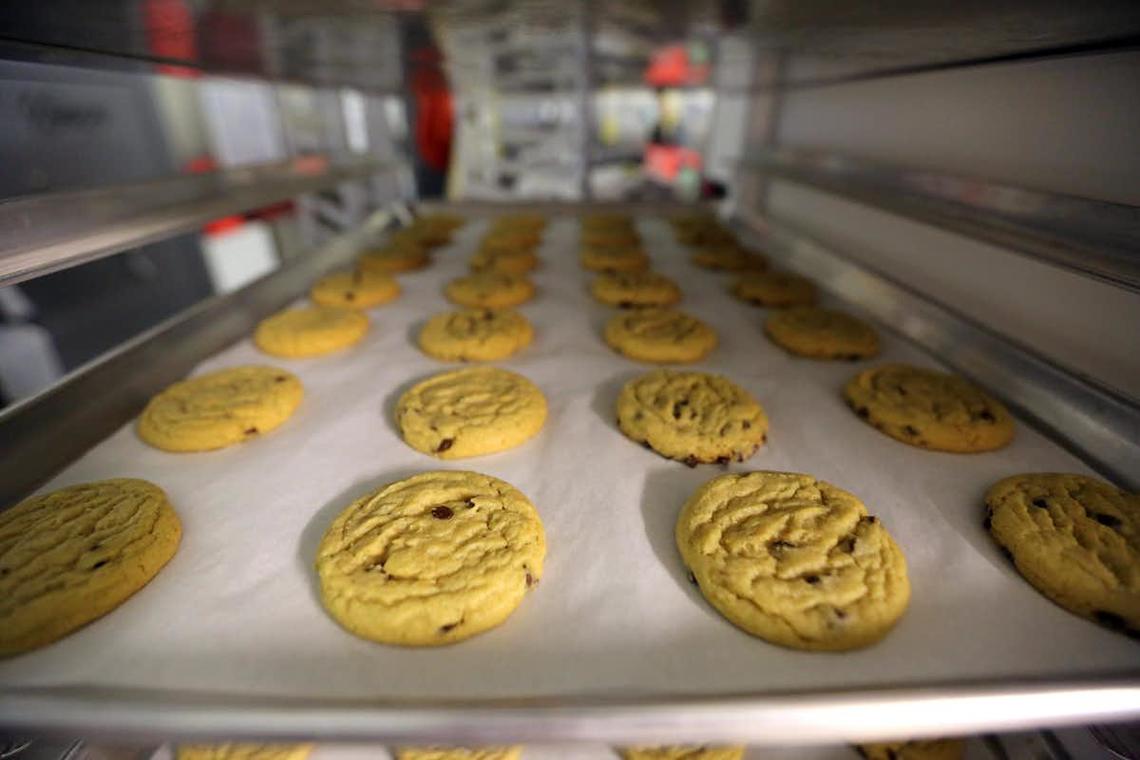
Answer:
[0,206,1136,744]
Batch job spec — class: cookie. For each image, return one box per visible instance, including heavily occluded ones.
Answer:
[620,748,744,760]
[604,309,717,364]
[445,272,535,309]
[0,479,181,656]
[310,268,400,309]
[764,307,879,360]
[591,271,681,308]
[985,473,1139,636]
[482,229,542,249]
[733,271,816,307]
[359,245,430,273]
[676,223,734,247]
[316,470,545,646]
[857,739,964,760]
[581,228,640,247]
[494,213,545,230]
[843,364,1014,452]
[692,246,767,271]
[470,247,539,275]
[177,746,313,760]
[581,245,649,272]
[397,366,547,458]
[616,370,766,464]
[254,306,369,358]
[396,749,521,760]
[676,471,911,650]
[138,366,303,452]
[418,308,534,362]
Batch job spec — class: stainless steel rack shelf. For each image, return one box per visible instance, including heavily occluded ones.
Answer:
[0,155,391,287]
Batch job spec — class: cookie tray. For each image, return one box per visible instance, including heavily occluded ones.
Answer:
[1,204,1138,744]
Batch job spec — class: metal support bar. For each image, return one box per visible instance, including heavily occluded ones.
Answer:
[741,149,1140,292]
[0,208,396,507]
[0,156,392,286]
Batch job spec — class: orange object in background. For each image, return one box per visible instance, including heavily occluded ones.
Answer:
[645,143,702,183]
[410,48,453,173]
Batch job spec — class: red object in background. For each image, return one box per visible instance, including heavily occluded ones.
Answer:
[143,0,200,78]
[645,144,702,183]
[645,44,710,87]
[409,48,453,172]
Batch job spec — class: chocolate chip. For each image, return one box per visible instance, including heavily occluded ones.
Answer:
[856,407,870,419]
[440,622,459,633]
[344,292,355,301]
[1032,498,1048,509]
[244,427,258,435]
[761,433,767,443]
[672,400,688,419]
[1094,512,1122,529]
[274,376,287,382]
[999,546,1014,563]
[618,301,633,309]
[983,512,992,530]
[92,560,108,570]
[436,438,454,452]
[641,440,652,450]
[742,421,751,430]
[683,455,699,468]
[525,572,534,587]
[979,410,996,422]
[0,568,8,576]
[465,499,475,508]
[768,540,794,555]
[861,515,878,525]
[687,571,699,586]
[431,506,454,520]
[716,456,730,466]
[844,354,861,361]
[634,411,644,421]
[804,574,821,585]
[838,537,856,553]
[903,425,919,437]
[90,542,101,550]
[1094,610,1127,631]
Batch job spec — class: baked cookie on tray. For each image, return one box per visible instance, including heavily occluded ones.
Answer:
[604,309,717,364]
[358,244,430,273]
[591,270,681,308]
[445,272,535,309]
[396,749,521,760]
[397,366,547,458]
[0,479,181,656]
[843,364,1014,452]
[620,748,744,760]
[316,470,545,646]
[985,473,1139,637]
[676,471,911,650]
[732,270,816,307]
[254,306,369,358]
[177,746,314,760]
[418,308,534,362]
[857,739,964,760]
[470,247,538,275]
[581,244,650,273]
[138,366,303,452]
[764,306,879,360]
[617,370,766,465]
[692,245,767,272]
[310,268,400,309]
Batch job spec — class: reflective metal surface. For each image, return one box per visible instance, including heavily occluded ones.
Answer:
[0,156,389,286]
[0,207,397,507]
[742,149,1140,292]
[732,213,1140,491]
[2,676,1139,744]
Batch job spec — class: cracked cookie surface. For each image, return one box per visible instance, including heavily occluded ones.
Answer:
[310,268,400,309]
[254,306,369,358]
[397,367,547,458]
[0,478,181,656]
[604,309,717,364]
[985,473,1139,636]
[764,306,879,360]
[732,270,816,307]
[620,747,743,760]
[843,364,1014,452]
[591,271,681,308]
[445,272,535,309]
[617,370,766,464]
[316,471,545,646]
[138,366,303,452]
[676,471,910,650]
[418,309,533,362]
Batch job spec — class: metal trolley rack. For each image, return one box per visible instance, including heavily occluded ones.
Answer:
[1,1,1139,754]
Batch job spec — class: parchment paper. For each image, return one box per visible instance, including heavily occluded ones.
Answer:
[2,215,1135,701]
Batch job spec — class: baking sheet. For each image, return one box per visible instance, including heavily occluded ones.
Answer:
[1,214,1136,701]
